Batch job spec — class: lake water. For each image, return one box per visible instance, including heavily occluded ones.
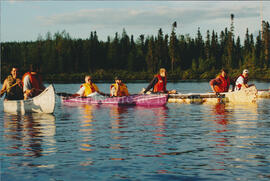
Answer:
[1,81,270,180]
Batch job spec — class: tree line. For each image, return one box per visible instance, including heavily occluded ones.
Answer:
[1,18,270,83]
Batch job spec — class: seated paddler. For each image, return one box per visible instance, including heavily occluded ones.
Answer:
[209,68,231,93]
[0,66,24,100]
[73,75,104,97]
[110,76,129,97]
[22,64,45,99]
[143,68,176,94]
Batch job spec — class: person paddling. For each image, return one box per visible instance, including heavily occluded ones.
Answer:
[234,69,250,91]
[22,64,45,99]
[209,68,231,93]
[0,66,24,100]
[143,68,176,94]
[110,76,129,97]
[73,75,105,97]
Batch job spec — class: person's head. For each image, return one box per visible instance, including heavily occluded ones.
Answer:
[115,76,122,84]
[159,68,166,77]
[85,75,92,83]
[11,67,19,79]
[221,68,228,77]
[30,64,40,73]
[242,69,249,77]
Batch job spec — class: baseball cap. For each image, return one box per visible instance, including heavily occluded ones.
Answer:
[243,69,249,74]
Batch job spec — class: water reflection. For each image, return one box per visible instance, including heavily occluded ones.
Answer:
[227,103,258,125]
[211,103,230,131]
[209,103,231,151]
[79,104,95,153]
[109,106,129,160]
[110,106,129,130]
[149,106,168,142]
[207,102,261,171]
[3,113,56,158]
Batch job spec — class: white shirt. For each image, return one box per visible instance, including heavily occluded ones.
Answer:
[76,86,85,96]
[234,76,244,91]
[23,75,32,92]
[110,87,116,96]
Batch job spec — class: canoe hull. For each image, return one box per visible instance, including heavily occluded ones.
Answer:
[62,94,168,106]
[258,90,270,98]
[168,86,257,104]
[3,85,55,114]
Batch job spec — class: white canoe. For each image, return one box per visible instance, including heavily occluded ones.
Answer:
[3,84,55,114]
[257,90,270,98]
[168,86,258,104]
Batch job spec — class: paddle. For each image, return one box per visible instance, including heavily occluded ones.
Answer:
[98,92,111,97]
[56,92,111,97]
[258,89,270,91]
[56,92,75,97]
[0,82,19,96]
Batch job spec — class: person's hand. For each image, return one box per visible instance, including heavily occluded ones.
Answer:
[16,79,21,84]
[139,88,146,94]
[25,89,32,96]
[168,90,177,94]
[0,90,4,97]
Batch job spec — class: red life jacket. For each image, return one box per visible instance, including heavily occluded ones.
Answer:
[153,74,167,93]
[236,74,248,89]
[214,75,230,93]
[22,72,43,91]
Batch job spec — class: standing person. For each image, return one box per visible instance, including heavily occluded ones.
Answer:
[0,67,24,100]
[73,75,103,97]
[22,64,45,99]
[143,68,176,94]
[209,68,231,93]
[234,69,249,91]
[110,76,129,97]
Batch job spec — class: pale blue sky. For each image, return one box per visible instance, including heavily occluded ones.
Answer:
[1,1,269,43]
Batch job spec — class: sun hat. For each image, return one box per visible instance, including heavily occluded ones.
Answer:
[243,69,249,74]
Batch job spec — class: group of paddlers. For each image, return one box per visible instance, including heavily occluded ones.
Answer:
[0,64,45,100]
[209,68,251,93]
[1,65,250,101]
[70,68,176,98]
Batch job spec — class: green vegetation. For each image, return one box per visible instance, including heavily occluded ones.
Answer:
[1,17,270,83]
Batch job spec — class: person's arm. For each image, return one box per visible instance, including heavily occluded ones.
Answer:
[209,77,220,93]
[23,75,31,92]
[0,79,8,97]
[144,77,158,93]
[23,75,33,98]
[236,77,246,88]
[124,84,129,96]
[110,85,116,96]
[75,86,85,97]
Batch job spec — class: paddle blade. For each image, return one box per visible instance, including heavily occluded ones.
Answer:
[56,92,74,97]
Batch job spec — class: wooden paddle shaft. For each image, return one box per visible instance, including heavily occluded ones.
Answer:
[0,82,19,95]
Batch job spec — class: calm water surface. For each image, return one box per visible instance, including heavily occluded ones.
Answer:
[1,81,270,180]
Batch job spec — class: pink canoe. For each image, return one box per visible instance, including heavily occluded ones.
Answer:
[61,94,168,106]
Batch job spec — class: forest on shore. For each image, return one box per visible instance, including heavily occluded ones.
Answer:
[1,17,270,83]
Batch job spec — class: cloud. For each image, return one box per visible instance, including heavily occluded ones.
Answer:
[37,2,261,30]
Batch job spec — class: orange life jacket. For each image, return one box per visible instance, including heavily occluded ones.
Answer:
[110,83,129,96]
[213,75,230,93]
[22,72,43,91]
[153,74,167,93]
[82,82,99,96]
